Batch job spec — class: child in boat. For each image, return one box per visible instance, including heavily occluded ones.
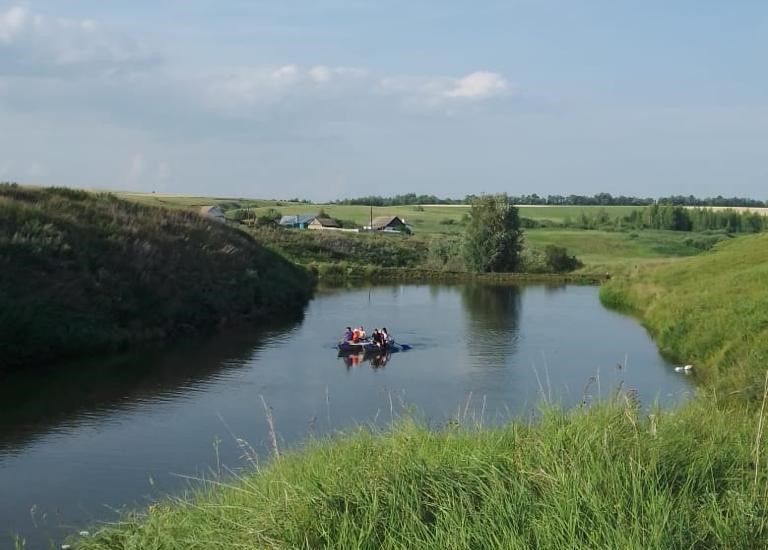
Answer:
[381,327,390,345]
[343,327,354,342]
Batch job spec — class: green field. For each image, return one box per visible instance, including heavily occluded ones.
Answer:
[114,193,645,235]
[524,229,726,270]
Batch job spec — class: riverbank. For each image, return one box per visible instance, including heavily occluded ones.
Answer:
[0,185,315,367]
[600,232,768,400]
[74,398,768,549]
[309,262,608,284]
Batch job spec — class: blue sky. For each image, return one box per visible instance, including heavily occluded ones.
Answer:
[1,1,766,200]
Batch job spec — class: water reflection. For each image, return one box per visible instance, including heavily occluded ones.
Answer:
[0,319,298,458]
[460,284,522,366]
[339,351,394,369]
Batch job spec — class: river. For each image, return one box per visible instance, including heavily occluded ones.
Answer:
[0,283,692,547]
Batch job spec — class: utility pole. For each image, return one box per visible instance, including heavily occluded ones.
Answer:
[370,204,373,231]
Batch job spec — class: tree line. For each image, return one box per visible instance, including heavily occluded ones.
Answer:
[333,192,766,208]
[565,205,766,233]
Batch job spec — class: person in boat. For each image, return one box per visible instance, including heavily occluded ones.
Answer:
[357,326,366,340]
[372,328,382,349]
[381,327,390,346]
[343,326,354,343]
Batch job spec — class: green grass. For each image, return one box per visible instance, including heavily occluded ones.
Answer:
[600,232,768,399]
[0,185,314,367]
[73,398,768,549]
[526,229,724,270]
[516,205,643,223]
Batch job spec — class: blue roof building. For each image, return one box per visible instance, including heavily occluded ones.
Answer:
[278,213,317,229]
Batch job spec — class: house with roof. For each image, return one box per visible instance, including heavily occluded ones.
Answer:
[278,213,317,229]
[370,215,411,233]
[199,205,226,223]
[308,217,341,230]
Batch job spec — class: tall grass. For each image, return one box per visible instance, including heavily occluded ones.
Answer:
[74,395,768,549]
[0,185,315,367]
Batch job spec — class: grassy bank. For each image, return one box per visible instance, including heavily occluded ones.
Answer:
[600,233,768,399]
[0,186,314,367]
[75,398,768,549]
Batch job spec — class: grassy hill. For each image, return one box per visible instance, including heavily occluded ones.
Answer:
[0,185,314,368]
[601,232,768,399]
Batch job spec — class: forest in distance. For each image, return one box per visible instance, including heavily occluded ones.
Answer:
[332,191,768,207]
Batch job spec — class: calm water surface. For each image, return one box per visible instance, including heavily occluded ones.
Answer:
[0,284,692,547]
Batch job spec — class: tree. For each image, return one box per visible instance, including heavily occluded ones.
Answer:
[463,194,523,272]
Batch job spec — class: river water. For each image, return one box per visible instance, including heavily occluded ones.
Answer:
[0,284,692,547]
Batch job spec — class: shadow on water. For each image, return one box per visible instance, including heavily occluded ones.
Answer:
[0,317,301,458]
[460,284,522,365]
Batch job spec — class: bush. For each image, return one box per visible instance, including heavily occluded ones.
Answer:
[544,245,583,272]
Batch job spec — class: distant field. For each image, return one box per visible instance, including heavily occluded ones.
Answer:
[525,229,719,270]
[111,193,741,272]
[517,205,642,222]
[113,193,646,233]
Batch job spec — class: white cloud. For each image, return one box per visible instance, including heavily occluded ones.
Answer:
[204,64,370,110]
[444,71,508,99]
[0,5,160,76]
[0,6,28,43]
[378,70,510,106]
[308,65,332,83]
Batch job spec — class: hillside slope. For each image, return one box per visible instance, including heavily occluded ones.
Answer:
[601,233,768,398]
[0,185,314,367]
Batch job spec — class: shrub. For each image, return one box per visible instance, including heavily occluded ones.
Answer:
[544,245,583,272]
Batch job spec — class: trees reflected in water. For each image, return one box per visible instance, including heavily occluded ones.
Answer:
[460,284,522,366]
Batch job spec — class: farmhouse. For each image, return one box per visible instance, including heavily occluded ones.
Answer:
[308,217,341,230]
[199,205,226,223]
[278,213,317,229]
[370,215,410,233]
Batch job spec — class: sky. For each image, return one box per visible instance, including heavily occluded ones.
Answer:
[0,1,766,201]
